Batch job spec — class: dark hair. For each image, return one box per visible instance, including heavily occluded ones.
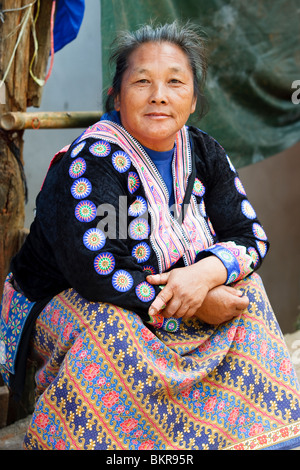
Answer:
[104,21,208,120]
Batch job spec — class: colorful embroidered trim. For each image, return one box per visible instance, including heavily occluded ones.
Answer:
[0,274,36,375]
[75,121,214,273]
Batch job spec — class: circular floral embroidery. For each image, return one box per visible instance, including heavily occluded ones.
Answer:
[234,177,246,195]
[112,151,131,173]
[112,270,133,292]
[163,318,180,332]
[94,252,115,275]
[75,200,97,222]
[142,265,156,275]
[241,200,256,219]
[128,172,140,194]
[132,242,150,263]
[71,141,86,158]
[135,282,155,302]
[129,218,150,240]
[89,140,111,157]
[256,240,268,258]
[71,178,92,199]
[69,157,86,178]
[193,178,205,197]
[248,247,259,267]
[252,223,267,240]
[128,196,147,217]
[83,228,106,251]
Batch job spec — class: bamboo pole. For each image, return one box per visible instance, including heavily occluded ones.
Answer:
[0,111,102,130]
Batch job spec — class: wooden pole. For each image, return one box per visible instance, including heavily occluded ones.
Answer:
[0,0,53,426]
[0,110,102,130]
[0,0,30,294]
[0,0,52,294]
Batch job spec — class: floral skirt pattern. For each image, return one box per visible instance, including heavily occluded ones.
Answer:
[23,273,300,450]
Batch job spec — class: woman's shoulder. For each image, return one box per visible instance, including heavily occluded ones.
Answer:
[187,125,225,155]
[187,125,228,173]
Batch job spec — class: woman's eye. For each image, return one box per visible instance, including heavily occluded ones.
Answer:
[137,79,149,84]
[170,79,181,84]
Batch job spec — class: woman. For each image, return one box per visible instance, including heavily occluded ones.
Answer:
[1,22,300,450]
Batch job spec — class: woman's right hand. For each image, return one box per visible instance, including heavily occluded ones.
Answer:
[194,285,249,326]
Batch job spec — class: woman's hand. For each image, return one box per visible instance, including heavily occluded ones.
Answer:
[147,255,228,320]
[194,285,249,325]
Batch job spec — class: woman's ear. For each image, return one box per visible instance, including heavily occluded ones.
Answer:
[114,95,121,112]
[191,95,197,114]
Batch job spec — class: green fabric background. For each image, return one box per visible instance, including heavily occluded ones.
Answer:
[101,0,300,167]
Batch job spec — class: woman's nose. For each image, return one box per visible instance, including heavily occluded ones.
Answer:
[149,83,168,104]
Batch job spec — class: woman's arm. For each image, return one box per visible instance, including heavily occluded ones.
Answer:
[147,254,249,324]
[148,129,265,323]
[147,254,248,322]
[40,138,161,322]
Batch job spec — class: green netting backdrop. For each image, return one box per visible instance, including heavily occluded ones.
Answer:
[101,0,300,167]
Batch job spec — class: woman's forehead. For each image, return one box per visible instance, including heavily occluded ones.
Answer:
[126,42,192,71]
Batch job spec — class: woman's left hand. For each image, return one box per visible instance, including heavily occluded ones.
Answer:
[147,256,228,320]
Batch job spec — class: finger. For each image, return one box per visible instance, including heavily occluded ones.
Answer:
[162,297,184,318]
[231,288,245,297]
[179,305,193,321]
[146,272,170,285]
[148,287,173,316]
[236,295,249,310]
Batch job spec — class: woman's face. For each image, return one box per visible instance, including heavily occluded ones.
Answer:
[114,41,197,151]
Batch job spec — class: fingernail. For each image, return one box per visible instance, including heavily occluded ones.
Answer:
[148,306,155,315]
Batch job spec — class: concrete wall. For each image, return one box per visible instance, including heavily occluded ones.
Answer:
[22,1,300,334]
[239,142,300,334]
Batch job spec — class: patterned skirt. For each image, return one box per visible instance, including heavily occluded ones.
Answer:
[21,273,300,450]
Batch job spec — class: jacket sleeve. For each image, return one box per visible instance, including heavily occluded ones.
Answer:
[193,129,269,284]
[39,138,160,322]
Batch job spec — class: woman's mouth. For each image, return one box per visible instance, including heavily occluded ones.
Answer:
[145,113,170,119]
